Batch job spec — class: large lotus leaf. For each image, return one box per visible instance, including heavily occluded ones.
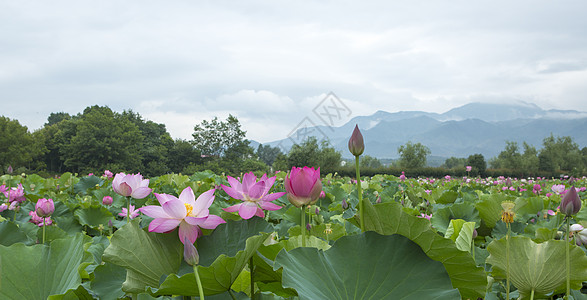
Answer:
[486,236,587,298]
[0,233,93,299]
[514,196,544,219]
[0,221,31,246]
[357,201,487,300]
[151,218,273,297]
[475,193,509,228]
[74,175,103,195]
[431,201,480,234]
[274,232,461,299]
[445,219,476,253]
[102,219,183,294]
[90,262,127,300]
[74,205,114,229]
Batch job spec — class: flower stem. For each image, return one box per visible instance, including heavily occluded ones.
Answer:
[249,256,254,299]
[506,223,511,300]
[127,196,131,224]
[301,205,306,247]
[193,264,205,300]
[566,217,570,298]
[355,155,364,232]
[228,290,237,300]
[42,217,46,244]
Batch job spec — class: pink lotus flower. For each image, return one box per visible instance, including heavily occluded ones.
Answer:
[29,211,52,226]
[221,172,285,219]
[112,173,152,199]
[140,187,225,244]
[466,166,472,172]
[4,184,25,203]
[419,213,432,220]
[551,184,566,195]
[119,205,140,219]
[104,170,113,178]
[284,166,322,208]
[0,203,7,212]
[35,198,54,218]
[399,171,406,181]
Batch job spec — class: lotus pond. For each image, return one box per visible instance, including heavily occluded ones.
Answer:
[0,170,586,300]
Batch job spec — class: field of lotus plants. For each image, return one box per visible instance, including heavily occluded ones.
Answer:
[0,128,586,300]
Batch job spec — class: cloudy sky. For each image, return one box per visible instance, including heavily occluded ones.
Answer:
[2,1,587,143]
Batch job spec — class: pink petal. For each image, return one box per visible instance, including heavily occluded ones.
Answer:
[223,203,242,213]
[162,199,187,219]
[241,172,256,194]
[226,176,242,193]
[179,221,200,244]
[131,186,152,199]
[148,218,181,233]
[139,205,169,218]
[179,187,196,207]
[239,202,258,219]
[124,173,144,190]
[221,184,243,200]
[259,201,282,211]
[197,215,226,229]
[255,209,265,218]
[262,176,277,194]
[192,189,215,217]
[116,182,132,197]
[155,193,178,206]
[248,181,266,200]
[261,192,286,203]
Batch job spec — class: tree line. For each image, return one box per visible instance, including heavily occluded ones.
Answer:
[1,105,585,177]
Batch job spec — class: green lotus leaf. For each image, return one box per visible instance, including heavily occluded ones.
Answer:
[486,236,587,298]
[152,218,272,297]
[102,219,183,294]
[431,201,480,234]
[74,205,115,229]
[0,221,31,246]
[357,201,487,300]
[475,193,509,228]
[36,225,70,244]
[445,219,476,253]
[74,175,103,195]
[274,232,461,299]
[90,262,127,300]
[0,233,93,299]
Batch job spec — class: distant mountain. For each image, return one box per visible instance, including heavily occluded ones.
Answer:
[265,101,587,160]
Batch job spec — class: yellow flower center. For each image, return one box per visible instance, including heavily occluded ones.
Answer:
[185,203,194,217]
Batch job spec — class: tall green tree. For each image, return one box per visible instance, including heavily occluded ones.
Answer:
[466,154,486,176]
[286,137,342,173]
[256,144,282,166]
[0,116,44,172]
[192,115,248,157]
[167,139,203,174]
[397,141,430,169]
[520,142,539,174]
[360,155,382,168]
[58,105,144,173]
[538,135,584,173]
[494,141,522,170]
[443,157,467,169]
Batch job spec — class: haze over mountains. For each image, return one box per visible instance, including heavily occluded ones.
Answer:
[262,102,587,160]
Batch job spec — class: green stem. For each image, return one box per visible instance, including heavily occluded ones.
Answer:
[355,155,364,232]
[193,264,205,300]
[127,196,131,224]
[42,218,46,244]
[250,256,254,299]
[566,217,570,298]
[228,290,237,300]
[530,288,534,300]
[506,223,511,300]
[301,205,306,247]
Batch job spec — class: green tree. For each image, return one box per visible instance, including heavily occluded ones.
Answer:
[0,116,44,172]
[443,157,467,169]
[286,137,342,173]
[360,155,382,168]
[256,144,282,166]
[122,110,174,176]
[397,141,430,169]
[167,139,202,174]
[58,105,144,173]
[466,154,486,176]
[520,142,539,174]
[493,141,522,169]
[538,135,584,173]
[45,112,71,126]
[192,115,247,157]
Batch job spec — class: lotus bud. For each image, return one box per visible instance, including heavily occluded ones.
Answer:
[284,166,322,208]
[472,229,478,239]
[35,198,55,218]
[342,199,348,209]
[6,165,13,174]
[183,242,199,266]
[108,220,113,228]
[306,223,311,231]
[319,190,326,199]
[560,186,581,216]
[102,196,113,205]
[348,124,364,156]
[466,166,472,172]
